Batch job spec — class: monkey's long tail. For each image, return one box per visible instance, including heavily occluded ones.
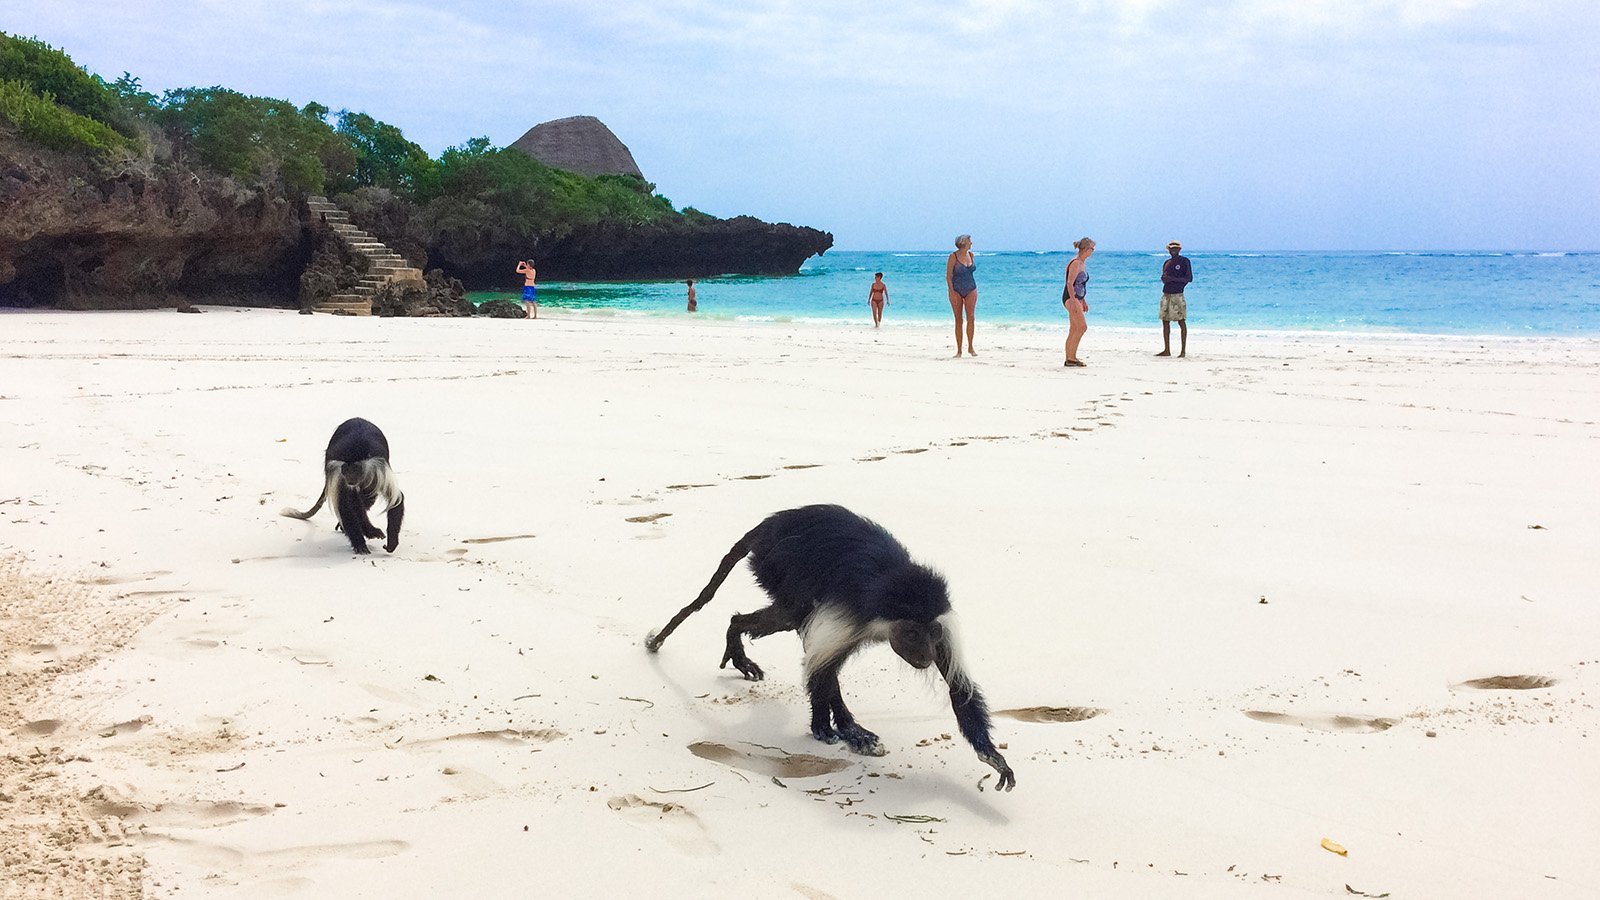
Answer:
[645,529,756,652]
[279,462,340,520]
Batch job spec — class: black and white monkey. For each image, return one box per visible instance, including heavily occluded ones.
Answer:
[280,417,405,555]
[646,504,1015,791]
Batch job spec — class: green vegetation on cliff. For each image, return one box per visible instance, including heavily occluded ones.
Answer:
[0,31,685,239]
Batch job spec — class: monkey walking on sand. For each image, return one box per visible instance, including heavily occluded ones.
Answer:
[646,504,1016,791]
[280,417,405,555]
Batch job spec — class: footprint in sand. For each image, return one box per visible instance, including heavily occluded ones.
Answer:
[996,706,1104,723]
[16,718,64,737]
[687,741,849,778]
[626,513,673,524]
[460,534,536,545]
[405,728,563,750]
[10,642,87,670]
[98,716,153,738]
[134,834,408,872]
[1244,711,1398,733]
[84,793,276,829]
[1456,675,1556,690]
[606,794,719,857]
[84,570,171,586]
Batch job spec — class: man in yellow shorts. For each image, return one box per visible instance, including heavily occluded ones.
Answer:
[1157,240,1190,357]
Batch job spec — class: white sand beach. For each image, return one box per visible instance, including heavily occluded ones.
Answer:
[1,308,1596,899]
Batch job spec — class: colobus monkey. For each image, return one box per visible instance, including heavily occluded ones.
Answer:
[646,504,1015,791]
[280,417,405,555]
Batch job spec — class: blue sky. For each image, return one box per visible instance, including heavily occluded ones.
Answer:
[18,1,1600,250]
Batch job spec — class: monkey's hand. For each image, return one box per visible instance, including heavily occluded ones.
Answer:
[718,649,764,681]
[384,536,399,553]
[980,751,1016,792]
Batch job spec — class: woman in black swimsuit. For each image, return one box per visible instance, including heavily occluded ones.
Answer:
[946,234,979,357]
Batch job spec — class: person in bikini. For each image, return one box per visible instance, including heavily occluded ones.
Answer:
[946,234,979,357]
[515,259,538,319]
[868,272,888,327]
[686,279,697,312]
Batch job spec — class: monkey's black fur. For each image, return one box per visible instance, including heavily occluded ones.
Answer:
[646,504,1015,791]
[280,418,405,555]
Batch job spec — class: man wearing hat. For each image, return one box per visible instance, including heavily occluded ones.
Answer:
[1158,241,1191,357]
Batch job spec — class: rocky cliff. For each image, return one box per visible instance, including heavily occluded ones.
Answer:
[0,132,310,309]
[342,186,833,288]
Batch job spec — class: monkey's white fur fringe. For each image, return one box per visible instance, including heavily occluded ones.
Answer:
[801,605,865,677]
[279,461,342,519]
[936,612,975,699]
[358,458,404,512]
[278,458,401,519]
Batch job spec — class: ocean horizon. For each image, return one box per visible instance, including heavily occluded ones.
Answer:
[471,250,1600,336]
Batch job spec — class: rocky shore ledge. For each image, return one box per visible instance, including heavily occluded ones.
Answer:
[0,136,831,313]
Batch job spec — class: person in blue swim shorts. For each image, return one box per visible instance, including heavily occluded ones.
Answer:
[515,259,538,319]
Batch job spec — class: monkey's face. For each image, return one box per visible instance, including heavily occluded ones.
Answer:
[340,461,367,488]
[889,620,942,670]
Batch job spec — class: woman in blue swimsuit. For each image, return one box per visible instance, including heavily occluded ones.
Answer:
[946,234,979,357]
[1063,237,1093,366]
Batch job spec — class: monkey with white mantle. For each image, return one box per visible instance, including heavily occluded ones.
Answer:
[646,504,1016,791]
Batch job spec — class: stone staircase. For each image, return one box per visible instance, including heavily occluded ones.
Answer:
[306,196,425,315]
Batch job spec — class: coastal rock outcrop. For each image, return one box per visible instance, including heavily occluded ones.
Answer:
[373,269,474,317]
[510,116,645,179]
[0,133,310,309]
[476,298,527,318]
[424,214,833,286]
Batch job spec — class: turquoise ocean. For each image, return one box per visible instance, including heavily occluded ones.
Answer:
[472,250,1600,335]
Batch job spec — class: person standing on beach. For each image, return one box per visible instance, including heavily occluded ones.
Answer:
[686,279,697,313]
[946,235,979,357]
[1062,237,1093,367]
[868,272,888,327]
[515,259,538,319]
[1157,241,1191,356]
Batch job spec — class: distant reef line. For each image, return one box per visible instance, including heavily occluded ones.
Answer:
[0,33,831,311]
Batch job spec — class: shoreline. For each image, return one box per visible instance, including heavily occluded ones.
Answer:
[9,302,1600,345]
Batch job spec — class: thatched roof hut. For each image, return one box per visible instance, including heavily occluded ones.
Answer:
[509,116,645,179]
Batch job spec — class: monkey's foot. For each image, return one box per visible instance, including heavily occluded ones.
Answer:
[839,726,886,757]
[364,526,385,539]
[980,751,1017,792]
[719,651,764,681]
[350,543,372,555]
[810,723,840,745]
